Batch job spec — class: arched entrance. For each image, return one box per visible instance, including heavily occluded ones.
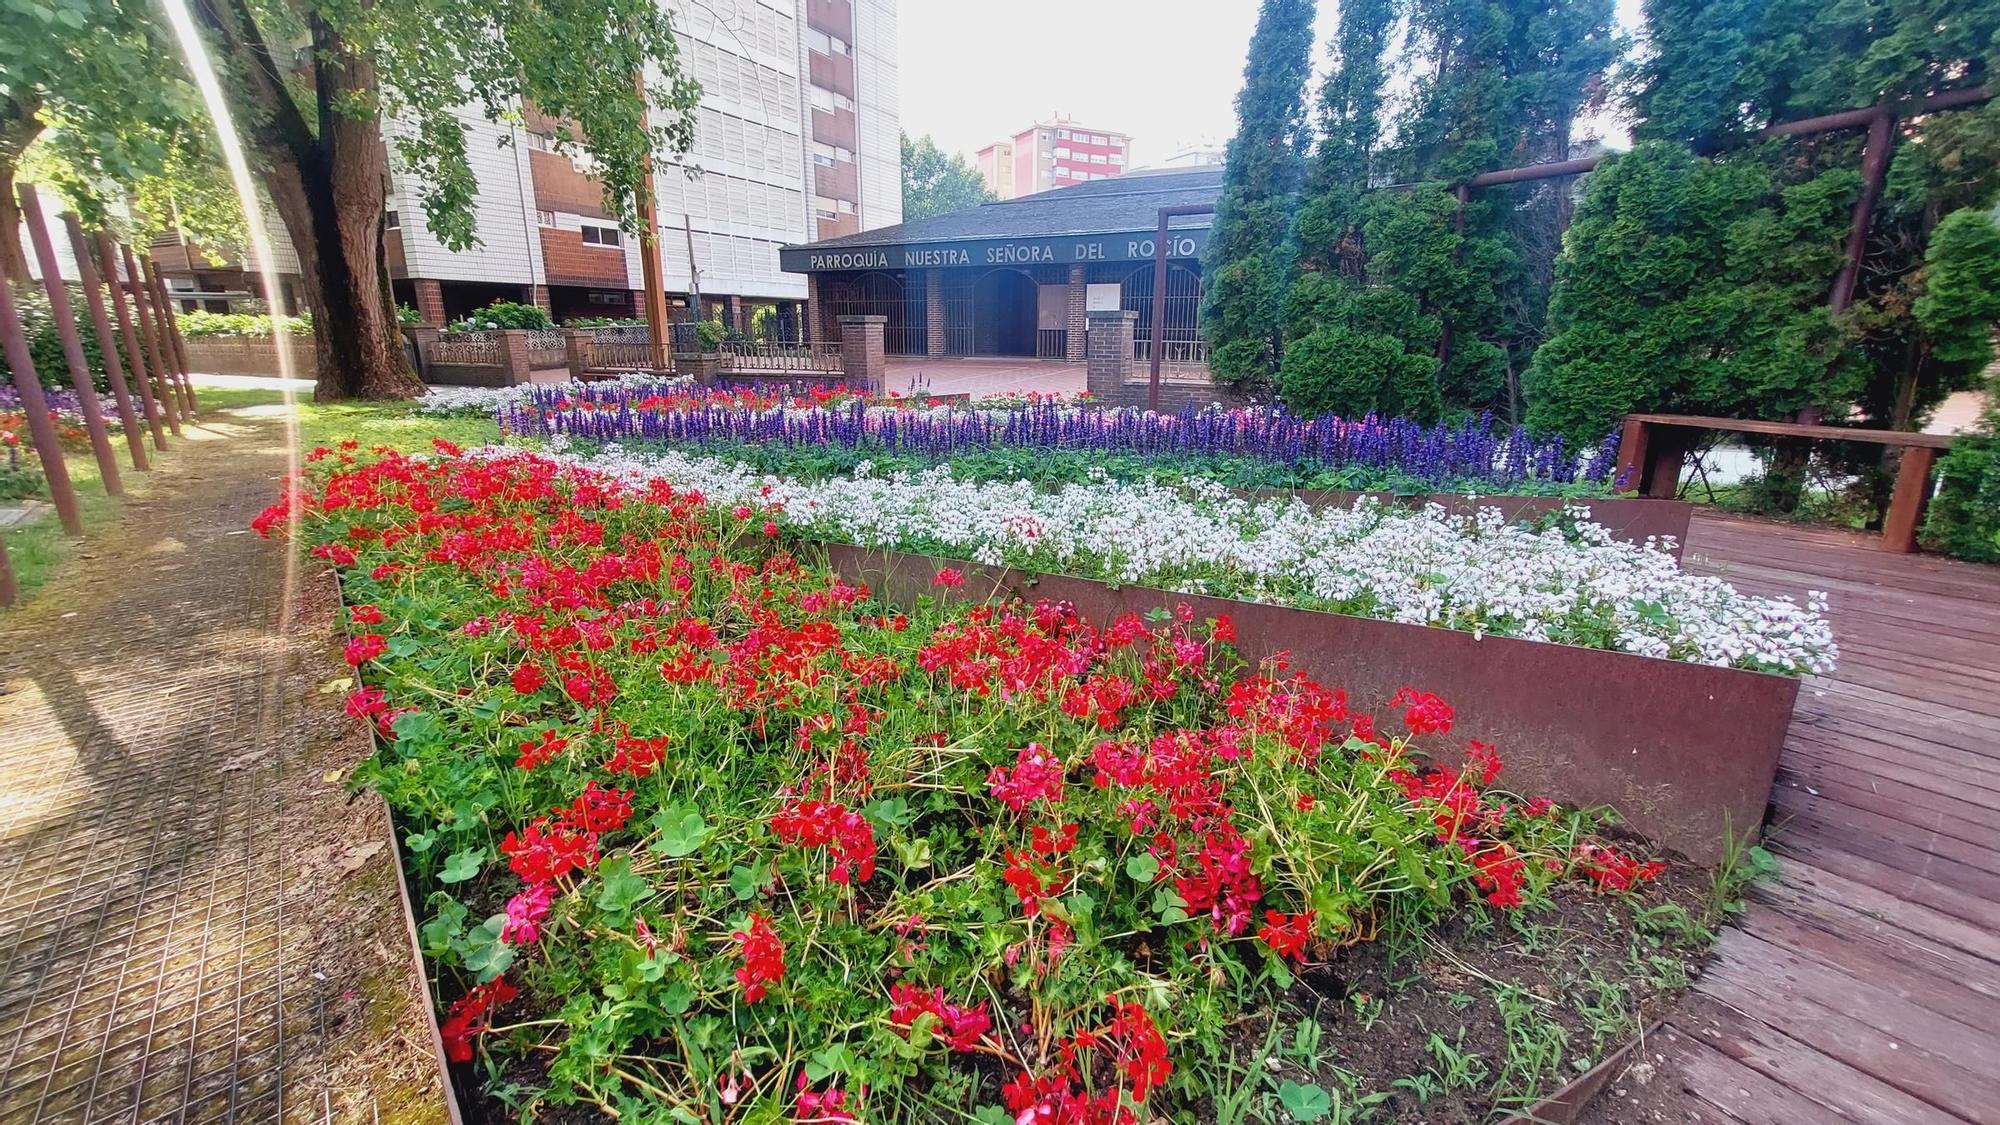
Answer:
[972,268,1037,356]
[823,272,926,354]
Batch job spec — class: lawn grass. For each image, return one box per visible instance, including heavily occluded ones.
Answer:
[3,383,498,605]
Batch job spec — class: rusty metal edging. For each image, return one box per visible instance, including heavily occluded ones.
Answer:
[326,566,468,1125]
[821,542,1799,864]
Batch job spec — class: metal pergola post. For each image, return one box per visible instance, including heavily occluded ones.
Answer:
[95,231,168,451]
[18,184,122,495]
[61,212,149,471]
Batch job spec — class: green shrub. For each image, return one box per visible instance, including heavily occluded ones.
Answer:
[449,300,553,332]
[695,317,725,352]
[566,315,646,328]
[0,287,109,391]
[178,309,314,338]
[1924,421,2000,563]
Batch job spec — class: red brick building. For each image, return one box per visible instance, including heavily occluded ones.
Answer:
[977,116,1132,199]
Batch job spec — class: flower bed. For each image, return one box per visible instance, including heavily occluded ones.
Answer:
[267,443,1712,1122]
[416,375,693,418]
[498,388,1626,495]
[538,445,1835,676]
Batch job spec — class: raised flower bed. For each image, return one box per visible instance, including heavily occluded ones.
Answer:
[272,443,1720,1123]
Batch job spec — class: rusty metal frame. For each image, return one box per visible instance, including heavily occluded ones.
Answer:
[0,253,84,538]
[62,213,151,473]
[95,231,169,452]
[18,185,122,496]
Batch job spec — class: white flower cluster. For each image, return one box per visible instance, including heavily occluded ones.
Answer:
[511,444,1838,675]
[414,375,691,416]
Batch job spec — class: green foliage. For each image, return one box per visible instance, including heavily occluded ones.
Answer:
[900,132,995,219]
[447,301,552,333]
[178,309,315,338]
[564,315,644,328]
[0,286,109,390]
[1201,0,1317,383]
[694,317,725,352]
[1524,143,1859,443]
[1924,394,2000,562]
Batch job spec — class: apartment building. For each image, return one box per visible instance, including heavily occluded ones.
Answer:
[150,0,900,333]
[975,116,1130,199]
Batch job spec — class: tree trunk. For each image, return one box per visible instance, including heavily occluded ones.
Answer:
[0,161,27,286]
[0,109,44,286]
[193,0,421,401]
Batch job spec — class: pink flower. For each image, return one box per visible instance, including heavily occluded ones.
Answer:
[500,882,555,944]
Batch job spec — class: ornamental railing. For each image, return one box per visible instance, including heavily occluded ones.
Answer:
[432,331,501,366]
[524,329,568,369]
[588,326,670,372]
[718,341,842,373]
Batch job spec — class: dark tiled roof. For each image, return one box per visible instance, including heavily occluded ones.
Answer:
[790,166,1224,251]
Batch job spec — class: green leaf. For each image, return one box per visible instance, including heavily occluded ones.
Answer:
[804,1044,857,1082]
[730,863,767,900]
[1124,852,1160,883]
[971,1108,1012,1125]
[1276,1080,1332,1122]
[438,848,483,884]
[464,915,516,982]
[863,797,912,827]
[660,980,694,1015]
[405,831,436,854]
[596,856,649,913]
[650,807,710,858]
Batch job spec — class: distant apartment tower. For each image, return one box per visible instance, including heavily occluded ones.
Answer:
[975,116,1129,199]
[147,0,900,332]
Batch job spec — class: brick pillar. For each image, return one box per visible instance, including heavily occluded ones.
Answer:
[403,326,441,380]
[413,278,446,325]
[806,275,827,345]
[529,284,551,313]
[728,294,745,334]
[925,270,946,357]
[563,328,594,380]
[676,351,720,386]
[838,314,887,396]
[1065,264,1087,361]
[498,329,533,384]
[1086,310,1136,404]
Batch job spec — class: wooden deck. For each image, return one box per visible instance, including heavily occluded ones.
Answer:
[1592,512,2000,1124]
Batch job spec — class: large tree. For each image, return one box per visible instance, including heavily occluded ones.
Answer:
[178,0,699,399]
[1279,0,1617,421]
[1200,0,1317,384]
[900,133,994,219]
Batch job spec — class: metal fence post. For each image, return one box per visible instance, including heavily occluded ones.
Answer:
[121,243,182,435]
[144,257,199,417]
[0,273,85,536]
[18,184,121,495]
[63,214,149,471]
[94,231,168,451]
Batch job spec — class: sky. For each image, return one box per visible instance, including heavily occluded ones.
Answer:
[897,0,1646,169]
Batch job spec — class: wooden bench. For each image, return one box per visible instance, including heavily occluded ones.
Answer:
[1615,413,1957,553]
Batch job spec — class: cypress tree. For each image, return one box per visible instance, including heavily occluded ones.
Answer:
[1201,0,1317,385]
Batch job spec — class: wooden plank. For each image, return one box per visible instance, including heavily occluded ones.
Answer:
[1695,935,2000,1122]
[1666,994,1970,1125]
[1629,413,1959,448]
[1775,762,2000,838]
[1769,789,2000,872]
[1730,906,2000,1026]
[1770,837,2000,930]
[1646,1019,1858,1124]
[1757,858,2000,967]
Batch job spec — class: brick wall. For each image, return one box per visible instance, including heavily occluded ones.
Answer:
[925,271,945,356]
[529,149,611,218]
[838,314,886,395]
[413,279,446,325]
[539,228,629,288]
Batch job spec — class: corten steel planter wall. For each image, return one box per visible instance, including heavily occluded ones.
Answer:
[1243,489,1694,558]
[823,543,1798,864]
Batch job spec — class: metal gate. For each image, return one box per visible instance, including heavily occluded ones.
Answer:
[1118,263,1207,368]
[822,271,926,355]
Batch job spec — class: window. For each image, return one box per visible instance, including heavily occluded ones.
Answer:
[1109,153,1124,165]
[835,146,853,162]
[1054,146,1070,159]
[526,132,551,151]
[536,210,557,227]
[836,199,854,214]
[384,209,401,230]
[1091,134,1107,145]
[581,224,622,247]
[808,85,835,113]
[1054,167,1070,178]
[1056,128,1070,140]
[834,91,855,112]
[1091,153,1107,164]
[812,194,838,218]
[812,141,837,166]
